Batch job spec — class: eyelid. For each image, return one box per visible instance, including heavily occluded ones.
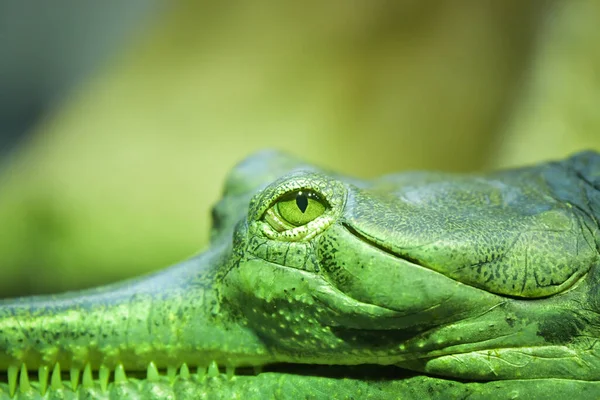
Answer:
[275,188,327,204]
[264,207,293,232]
[259,189,333,240]
[247,171,347,241]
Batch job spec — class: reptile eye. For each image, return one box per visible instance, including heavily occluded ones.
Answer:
[265,190,327,231]
[277,190,326,226]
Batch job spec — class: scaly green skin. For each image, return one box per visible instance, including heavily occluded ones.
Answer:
[1,150,600,399]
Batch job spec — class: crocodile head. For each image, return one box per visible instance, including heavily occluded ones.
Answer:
[1,150,599,398]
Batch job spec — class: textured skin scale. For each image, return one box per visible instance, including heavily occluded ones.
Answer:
[1,150,600,399]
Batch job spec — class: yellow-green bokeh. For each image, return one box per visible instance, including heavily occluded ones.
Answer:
[0,1,598,297]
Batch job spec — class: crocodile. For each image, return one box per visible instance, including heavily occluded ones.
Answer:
[1,150,600,399]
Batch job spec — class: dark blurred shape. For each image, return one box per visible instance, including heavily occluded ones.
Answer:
[0,0,165,155]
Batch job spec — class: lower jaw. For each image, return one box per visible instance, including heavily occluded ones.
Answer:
[1,363,598,400]
[0,363,410,398]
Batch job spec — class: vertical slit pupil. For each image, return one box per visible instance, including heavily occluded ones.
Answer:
[296,192,308,213]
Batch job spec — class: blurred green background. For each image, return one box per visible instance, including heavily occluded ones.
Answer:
[0,1,598,297]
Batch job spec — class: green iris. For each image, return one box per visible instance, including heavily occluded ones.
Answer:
[276,190,326,227]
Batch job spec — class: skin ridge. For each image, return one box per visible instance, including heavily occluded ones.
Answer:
[2,150,600,399]
[549,151,600,246]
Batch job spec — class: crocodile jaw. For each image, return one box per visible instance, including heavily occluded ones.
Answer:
[0,245,270,396]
